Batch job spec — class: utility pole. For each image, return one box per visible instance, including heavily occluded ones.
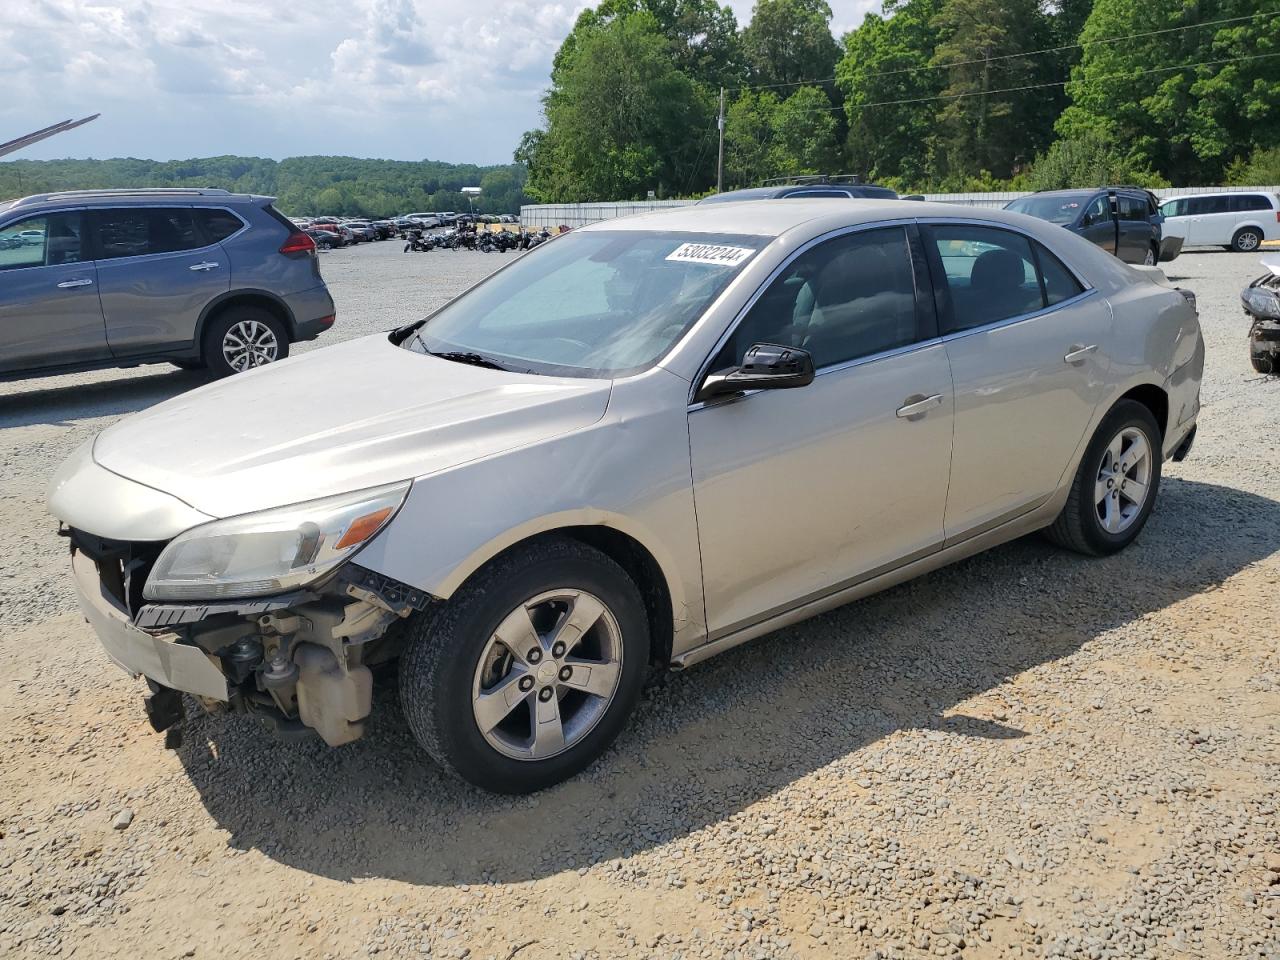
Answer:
[716,87,726,194]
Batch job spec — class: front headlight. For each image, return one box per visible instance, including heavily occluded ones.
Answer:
[1242,285,1280,319]
[143,481,410,601]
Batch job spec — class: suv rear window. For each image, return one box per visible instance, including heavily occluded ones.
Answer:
[195,208,245,243]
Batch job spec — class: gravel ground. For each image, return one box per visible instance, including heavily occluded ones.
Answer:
[1,240,1277,960]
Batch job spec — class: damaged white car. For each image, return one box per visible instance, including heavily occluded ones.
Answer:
[49,200,1203,793]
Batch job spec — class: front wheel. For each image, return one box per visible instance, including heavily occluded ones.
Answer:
[203,307,289,378]
[399,537,650,793]
[1044,400,1162,556]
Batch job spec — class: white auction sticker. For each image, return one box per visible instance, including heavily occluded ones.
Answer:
[666,243,755,266]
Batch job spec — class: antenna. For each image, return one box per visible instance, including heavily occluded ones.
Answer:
[0,115,100,160]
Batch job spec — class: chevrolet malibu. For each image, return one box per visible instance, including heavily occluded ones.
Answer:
[49,200,1203,793]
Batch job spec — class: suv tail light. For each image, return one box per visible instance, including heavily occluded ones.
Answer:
[279,231,316,256]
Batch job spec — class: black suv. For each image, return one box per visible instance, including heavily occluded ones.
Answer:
[1005,188,1182,265]
[699,175,899,204]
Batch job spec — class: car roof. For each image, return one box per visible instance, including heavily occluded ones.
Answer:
[579,197,1036,239]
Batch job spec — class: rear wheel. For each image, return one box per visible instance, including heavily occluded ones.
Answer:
[399,537,649,793]
[1232,228,1263,253]
[203,306,289,378]
[1143,245,1157,266]
[1044,400,1162,556]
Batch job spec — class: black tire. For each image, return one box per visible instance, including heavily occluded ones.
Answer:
[202,306,289,378]
[1043,399,1163,556]
[399,536,650,793]
[1232,228,1263,253]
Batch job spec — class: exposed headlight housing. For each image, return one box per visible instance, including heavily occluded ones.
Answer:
[1242,285,1280,320]
[143,481,410,601]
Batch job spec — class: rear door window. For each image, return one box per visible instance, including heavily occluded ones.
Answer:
[91,207,205,259]
[0,212,85,270]
[925,225,1050,333]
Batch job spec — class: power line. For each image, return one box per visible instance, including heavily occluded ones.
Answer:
[852,50,1280,110]
[745,51,1280,116]
[728,8,1280,93]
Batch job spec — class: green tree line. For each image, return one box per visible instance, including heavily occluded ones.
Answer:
[0,155,530,217]
[519,0,1280,200]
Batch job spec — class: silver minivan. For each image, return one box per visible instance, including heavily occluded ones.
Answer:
[0,188,336,380]
[1159,191,1280,252]
[49,200,1203,793]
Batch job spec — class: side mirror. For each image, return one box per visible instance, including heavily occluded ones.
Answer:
[695,342,815,403]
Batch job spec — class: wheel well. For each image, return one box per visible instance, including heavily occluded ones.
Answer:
[558,527,674,668]
[200,294,294,352]
[1119,384,1168,438]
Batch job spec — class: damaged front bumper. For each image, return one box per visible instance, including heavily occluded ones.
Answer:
[68,534,433,747]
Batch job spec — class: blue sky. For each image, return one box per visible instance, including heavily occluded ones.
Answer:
[1,0,875,165]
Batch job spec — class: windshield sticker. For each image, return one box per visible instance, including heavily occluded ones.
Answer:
[666,243,755,266]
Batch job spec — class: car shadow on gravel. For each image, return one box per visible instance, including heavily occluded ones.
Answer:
[177,476,1279,887]
[0,368,206,428]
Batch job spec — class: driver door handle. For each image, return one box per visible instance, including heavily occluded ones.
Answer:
[896,393,944,420]
[1064,343,1098,364]
[56,278,94,288]
[189,261,220,272]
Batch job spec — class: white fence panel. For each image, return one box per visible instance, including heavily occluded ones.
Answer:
[523,185,1280,224]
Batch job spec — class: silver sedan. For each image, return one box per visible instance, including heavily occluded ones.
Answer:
[49,200,1203,793]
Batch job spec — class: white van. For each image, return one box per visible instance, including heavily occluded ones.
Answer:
[1159,191,1279,252]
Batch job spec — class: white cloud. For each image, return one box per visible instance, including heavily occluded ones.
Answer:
[0,0,878,163]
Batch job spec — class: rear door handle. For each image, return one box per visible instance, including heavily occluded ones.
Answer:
[56,278,94,289]
[189,261,220,272]
[896,393,944,420]
[1064,343,1098,364]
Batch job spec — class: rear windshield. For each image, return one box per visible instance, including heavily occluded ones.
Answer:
[404,230,765,378]
[1006,194,1093,224]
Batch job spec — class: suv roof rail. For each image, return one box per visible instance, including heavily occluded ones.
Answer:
[11,187,235,208]
[757,173,868,187]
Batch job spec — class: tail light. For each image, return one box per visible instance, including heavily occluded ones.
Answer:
[1275,210,1279,223]
[279,231,316,256]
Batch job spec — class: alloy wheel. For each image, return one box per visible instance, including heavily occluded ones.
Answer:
[222,319,280,372]
[1236,231,1261,252]
[1095,426,1153,534]
[1143,247,1156,266]
[471,589,623,761]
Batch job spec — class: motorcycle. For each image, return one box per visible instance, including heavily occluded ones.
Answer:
[1241,257,1280,374]
[403,229,428,253]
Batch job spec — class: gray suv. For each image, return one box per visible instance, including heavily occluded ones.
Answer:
[0,188,335,380]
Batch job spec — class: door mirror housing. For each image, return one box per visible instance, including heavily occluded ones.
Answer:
[696,342,816,402]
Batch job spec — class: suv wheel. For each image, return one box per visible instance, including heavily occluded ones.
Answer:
[1044,400,1162,556]
[1143,244,1157,266]
[1232,228,1263,253]
[204,307,288,377]
[399,537,650,793]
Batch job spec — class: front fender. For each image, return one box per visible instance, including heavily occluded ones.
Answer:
[353,371,707,651]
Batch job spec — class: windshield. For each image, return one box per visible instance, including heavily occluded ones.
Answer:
[404,230,765,377]
[1006,194,1092,225]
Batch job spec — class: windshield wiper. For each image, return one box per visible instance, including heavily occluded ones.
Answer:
[426,349,508,371]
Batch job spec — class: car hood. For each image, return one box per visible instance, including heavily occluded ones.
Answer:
[91,334,612,519]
